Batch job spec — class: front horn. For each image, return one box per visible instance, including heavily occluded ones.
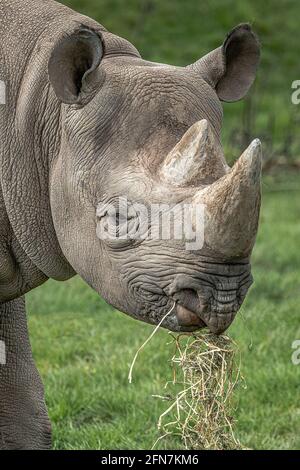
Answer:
[192,139,262,257]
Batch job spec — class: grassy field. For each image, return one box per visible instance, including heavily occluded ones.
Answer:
[26,0,300,451]
[27,172,300,450]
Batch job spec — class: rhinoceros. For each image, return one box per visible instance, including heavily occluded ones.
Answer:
[0,0,262,449]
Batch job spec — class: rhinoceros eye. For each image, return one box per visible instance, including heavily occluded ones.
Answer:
[96,199,141,248]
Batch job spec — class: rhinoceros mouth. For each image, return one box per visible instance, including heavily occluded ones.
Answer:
[133,292,238,334]
[174,303,237,335]
[176,304,206,329]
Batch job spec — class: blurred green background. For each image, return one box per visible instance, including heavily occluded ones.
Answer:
[27,0,300,450]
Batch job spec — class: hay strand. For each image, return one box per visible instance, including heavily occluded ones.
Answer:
[154,332,244,450]
[128,302,176,384]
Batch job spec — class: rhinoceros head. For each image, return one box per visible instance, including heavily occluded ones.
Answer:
[48,23,261,334]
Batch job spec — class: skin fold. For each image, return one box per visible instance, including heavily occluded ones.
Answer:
[0,0,261,449]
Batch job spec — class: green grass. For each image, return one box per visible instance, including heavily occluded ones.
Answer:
[27,175,300,450]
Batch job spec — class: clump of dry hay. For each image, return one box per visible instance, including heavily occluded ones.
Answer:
[153,333,244,450]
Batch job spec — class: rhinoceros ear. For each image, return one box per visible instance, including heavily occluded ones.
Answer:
[189,24,260,102]
[48,27,104,105]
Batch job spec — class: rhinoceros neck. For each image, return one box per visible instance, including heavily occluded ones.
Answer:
[0,0,106,285]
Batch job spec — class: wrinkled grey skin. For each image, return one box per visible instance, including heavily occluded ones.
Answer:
[0,0,261,449]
